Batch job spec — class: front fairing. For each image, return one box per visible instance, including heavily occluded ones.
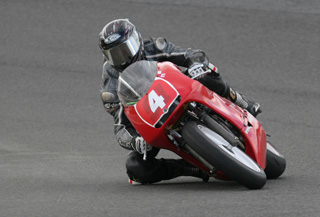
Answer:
[118,61,187,147]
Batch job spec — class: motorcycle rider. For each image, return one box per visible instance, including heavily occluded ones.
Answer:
[99,19,261,184]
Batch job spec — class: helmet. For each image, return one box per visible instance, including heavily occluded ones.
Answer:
[99,19,144,71]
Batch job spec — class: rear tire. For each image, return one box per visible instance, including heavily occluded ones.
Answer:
[182,121,266,189]
[264,141,286,179]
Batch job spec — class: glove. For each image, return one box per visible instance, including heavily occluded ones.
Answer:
[187,63,206,79]
[134,136,152,154]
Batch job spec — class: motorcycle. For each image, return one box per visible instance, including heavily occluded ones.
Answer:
[117,60,286,189]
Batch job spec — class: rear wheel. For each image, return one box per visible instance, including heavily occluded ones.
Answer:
[182,121,266,189]
[264,141,286,179]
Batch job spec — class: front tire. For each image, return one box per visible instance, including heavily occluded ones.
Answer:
[182,121,266,189]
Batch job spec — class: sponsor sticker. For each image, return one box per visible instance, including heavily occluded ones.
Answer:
[104,34,121,44]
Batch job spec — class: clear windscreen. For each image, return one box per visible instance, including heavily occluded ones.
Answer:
[117,60,157,105]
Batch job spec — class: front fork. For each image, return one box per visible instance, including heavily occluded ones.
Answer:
[168,102,245,171]
[190,103,245,151]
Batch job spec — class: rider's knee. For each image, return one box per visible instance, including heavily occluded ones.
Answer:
[126,151,146,181]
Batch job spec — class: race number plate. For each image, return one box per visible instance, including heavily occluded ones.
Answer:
[135,77,179,127]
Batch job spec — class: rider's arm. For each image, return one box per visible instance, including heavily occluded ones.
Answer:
[110,104,152,154]
[100,63,143,151]
[111,104,140,150]
[143,37,216,71]
[100,62,120,114]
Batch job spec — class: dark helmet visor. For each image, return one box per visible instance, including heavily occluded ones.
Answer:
[103,31,141,67]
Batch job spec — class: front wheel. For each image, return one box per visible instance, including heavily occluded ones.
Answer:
[182,121,266,189]
[264,141,286,179]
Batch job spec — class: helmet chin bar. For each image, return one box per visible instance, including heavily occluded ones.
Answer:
[112,43,144,72]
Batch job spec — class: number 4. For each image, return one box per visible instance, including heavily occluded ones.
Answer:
[148,90,166,113]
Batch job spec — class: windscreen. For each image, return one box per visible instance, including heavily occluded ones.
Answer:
[117,60,157,105]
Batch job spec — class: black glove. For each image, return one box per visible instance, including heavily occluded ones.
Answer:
[134,136,152,154]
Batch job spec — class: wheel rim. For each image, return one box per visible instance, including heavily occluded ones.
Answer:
[198,124,261,172]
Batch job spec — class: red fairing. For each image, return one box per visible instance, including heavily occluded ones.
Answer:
[241,112,267,169]
[123,62,266,170]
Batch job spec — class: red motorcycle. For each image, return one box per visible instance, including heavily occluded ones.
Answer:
[118,60,286,189]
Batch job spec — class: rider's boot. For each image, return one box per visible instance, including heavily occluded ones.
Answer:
[226,86,262,117]
[165,159,209,182]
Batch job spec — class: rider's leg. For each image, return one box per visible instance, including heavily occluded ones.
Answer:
[224,86,262,117]
[198,73,262,117]
[126,149,209,184]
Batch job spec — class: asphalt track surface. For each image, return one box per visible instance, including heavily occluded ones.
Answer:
[1,0,320,216]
